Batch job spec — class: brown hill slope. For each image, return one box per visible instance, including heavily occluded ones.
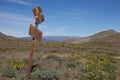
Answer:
[0,32,16,40]
[64,29,120,43]
[90,29,120,42]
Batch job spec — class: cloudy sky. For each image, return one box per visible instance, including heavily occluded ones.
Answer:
[0,0,120,37]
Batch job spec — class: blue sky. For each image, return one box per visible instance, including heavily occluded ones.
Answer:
[0,0,120,37]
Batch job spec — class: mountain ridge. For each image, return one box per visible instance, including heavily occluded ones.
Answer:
[64,29,120,43]
[0,29,120,43]
[0,32,80,42]
[0,32,16,40]
[20,36,80,42]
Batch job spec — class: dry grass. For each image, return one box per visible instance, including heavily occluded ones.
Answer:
[0,39,120,80]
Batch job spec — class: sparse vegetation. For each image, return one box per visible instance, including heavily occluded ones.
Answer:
[9,59,26,70]
[80,54,117,80]
[31,70,61,80]
[0,36,120,80]
[0,64,16,78]
[67,62,77,68]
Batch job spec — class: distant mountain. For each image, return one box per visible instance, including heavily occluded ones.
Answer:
[0,32,16,40]
[1,29,120,43]
[21,36,80,42]
[0,32,80,42]
[64,29,120,43]
[90,29,119,41]
[42,36,80,42]
[19,37,32,40]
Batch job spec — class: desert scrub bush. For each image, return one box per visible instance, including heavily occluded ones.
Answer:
[0,64,16,78]
[46,54,64,64]
[64,72,70,78]
[80,54,117,80]
[67,62,77,68]
[1,47,9,52]
[22,57,39,66]
[46,54,59,60]
[22,58,29,65]
[31,69,61,80]
[19,70,62,80]
[19,73,26,80]
[10,59,26,70]
[42,42,53,47]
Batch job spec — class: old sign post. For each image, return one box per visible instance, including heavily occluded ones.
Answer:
[33,6,45,25]
[27,6,45,80]
[29,24,42,41]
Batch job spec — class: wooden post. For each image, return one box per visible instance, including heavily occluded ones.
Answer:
[27,37,36,80]
[27,24,39,80]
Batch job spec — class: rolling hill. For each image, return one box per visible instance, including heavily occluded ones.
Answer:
[0,32,16,40]
[64,29,120,43]
[1,29,120,43]
[0,30,120,80]
[1,30,120,53]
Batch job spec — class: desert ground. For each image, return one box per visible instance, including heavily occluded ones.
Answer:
[0,38,120,80]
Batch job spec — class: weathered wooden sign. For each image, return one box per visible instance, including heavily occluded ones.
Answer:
[27,6,45,80]
[33,6,45,25]
[29,24,42,41]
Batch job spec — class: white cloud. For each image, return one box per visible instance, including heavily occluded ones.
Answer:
[43,26,67,36]
[72,16,82,20]
[55,27,66,35]
[47,15,62,18]
[45,9,87,21]
[56,9,87,20]
[0,28,29,37]
[59,12,80,16]
[0,11,34,26]
[5,0,32,5]
[73,9,87,14]
[0,11,34,37]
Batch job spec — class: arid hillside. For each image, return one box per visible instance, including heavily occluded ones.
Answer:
[0,31,120,80]
[64,29,120,43]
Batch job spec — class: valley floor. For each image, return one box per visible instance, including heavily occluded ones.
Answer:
[0,40,120,80]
